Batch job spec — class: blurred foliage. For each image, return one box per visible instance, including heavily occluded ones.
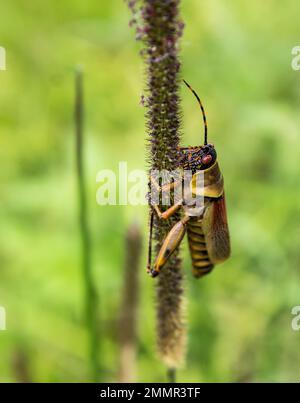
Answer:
[1,0,300,382]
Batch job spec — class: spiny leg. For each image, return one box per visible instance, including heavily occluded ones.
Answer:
[150,215,190,278]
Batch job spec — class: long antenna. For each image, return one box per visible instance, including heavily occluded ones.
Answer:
[183,79,208,145]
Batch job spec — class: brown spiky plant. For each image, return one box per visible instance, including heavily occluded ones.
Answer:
[126,0,186,380]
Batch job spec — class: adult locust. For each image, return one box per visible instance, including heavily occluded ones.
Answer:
[147,80,230,278]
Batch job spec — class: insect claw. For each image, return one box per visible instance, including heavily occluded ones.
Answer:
[146,264,158,277]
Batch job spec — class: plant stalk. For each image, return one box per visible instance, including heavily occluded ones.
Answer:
[74,68,99,382]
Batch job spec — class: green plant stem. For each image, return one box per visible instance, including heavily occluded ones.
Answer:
[167,367,176,383]
[75,68,99,382]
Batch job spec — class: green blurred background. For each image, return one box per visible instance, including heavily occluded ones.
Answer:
[1,0,300,382]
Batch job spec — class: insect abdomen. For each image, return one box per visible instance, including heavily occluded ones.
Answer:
[187,218,213,278]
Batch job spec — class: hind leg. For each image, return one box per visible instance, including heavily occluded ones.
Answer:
[149,215,190,277]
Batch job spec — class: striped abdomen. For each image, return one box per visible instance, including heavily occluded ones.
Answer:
[187,217,213,278]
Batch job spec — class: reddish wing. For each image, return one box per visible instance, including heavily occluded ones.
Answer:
[202,193,230,264]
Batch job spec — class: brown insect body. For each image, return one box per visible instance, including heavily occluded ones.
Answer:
[147,81,230,278]
[185,160,229,278]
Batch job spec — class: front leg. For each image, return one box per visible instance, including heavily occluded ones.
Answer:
[150,175,181,195]
[148,172,183,218]
[149,214,190,277]
[152,200,182,220]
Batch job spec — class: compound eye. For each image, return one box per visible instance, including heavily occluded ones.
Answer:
[202,154,212,165]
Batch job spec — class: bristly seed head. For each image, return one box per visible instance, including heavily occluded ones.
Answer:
[126,0,186,368]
